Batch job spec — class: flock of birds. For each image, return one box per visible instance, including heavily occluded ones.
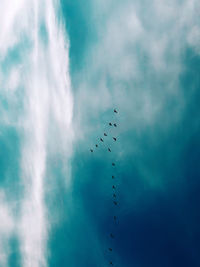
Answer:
[90,109,119,266]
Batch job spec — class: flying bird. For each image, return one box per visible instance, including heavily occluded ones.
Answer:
[109,122,112,126]
[113,123,117,127]
[109,262,114,266]
[104,133,108,137]
[113,201,118,206]
[100,138,104,142]
[90,149,93,152]
[113,193,116,198]
[112,163,115,166]
[110,233,115,239]
[113,137,117,141]
[108,248,113,252]
[112,175,115,179]
[114,216,117,221]
[95,144,98,148]
[112,185,116,190]
[114,109,118,113]
[108,148,111,152]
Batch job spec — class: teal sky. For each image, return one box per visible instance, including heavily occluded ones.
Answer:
[0,0,200,267]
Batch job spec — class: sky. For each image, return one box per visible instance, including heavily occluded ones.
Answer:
[0,0,200,266]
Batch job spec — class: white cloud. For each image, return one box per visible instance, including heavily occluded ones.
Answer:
[75,0,200,134]
[0,0,29,57]
[187,26,200,54]
[72,0,199,194]
[0,0,73,266]
[7,69,20,92]
[0,191,14,267]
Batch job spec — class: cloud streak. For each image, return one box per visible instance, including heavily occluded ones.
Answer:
[0,0,73,266]
[0,192,14,267]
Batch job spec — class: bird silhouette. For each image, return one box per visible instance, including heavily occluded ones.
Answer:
[108,148,111,152]
[100,138,104,142]
[104,133,108,136]
[113,137,117,141]
[109,122,112,126]
[90,149,93,152]
[112,175,115,179]
[113,123,117,127]
[112,163,115,166]
[112,185,116,190]
[108,248,113,252]
[114,109,118,113]
[95,144,98,148]
[110,233,115,239]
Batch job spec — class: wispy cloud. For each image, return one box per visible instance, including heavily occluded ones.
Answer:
[73,0,199,130]
[72,0,200,192]
[0,0,73,266]
[0,191,14,267]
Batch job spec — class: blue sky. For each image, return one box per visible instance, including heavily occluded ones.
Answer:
[59,0,200,266]
[0,0,200,266]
